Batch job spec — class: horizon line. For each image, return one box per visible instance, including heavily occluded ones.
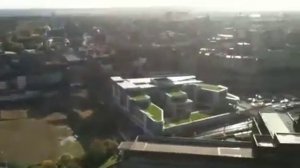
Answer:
[0,7,299,13]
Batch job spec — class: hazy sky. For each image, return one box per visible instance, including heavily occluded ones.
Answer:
[1,0,300,11]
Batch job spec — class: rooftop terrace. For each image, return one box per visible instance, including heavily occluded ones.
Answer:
[130,95,150,102]
[259,108,295,137]
[119,141,253,158]
[113,75,201,90]
[164,111,210,128]
[198,83,227,92]
[167,90,187,98]
[142,103,163,122]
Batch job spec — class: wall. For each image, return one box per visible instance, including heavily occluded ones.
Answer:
[164,113,246,135]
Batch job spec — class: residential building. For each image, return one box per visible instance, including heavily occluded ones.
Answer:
[0,51,67,102]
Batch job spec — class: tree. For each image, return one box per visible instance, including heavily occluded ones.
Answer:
[57,154,73,168]
[57,154,82,168]
[41,160,57,168]
[82,139,118,168]
[2,41,24,52]
[89,139,118,156]
[19,30,31,37]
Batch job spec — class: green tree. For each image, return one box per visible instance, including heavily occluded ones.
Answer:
[57,153,73,168]
[57,154,82,168]
[40,160,57,168]
[82,139,118,168]
[19,30,31,37]
[2,41,24,52]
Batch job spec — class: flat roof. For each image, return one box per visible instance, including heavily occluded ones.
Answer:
[130,95,150,102]
[276,133,300,144]
[138,84,156,89]
[198,83,227,92]
[167,76,196,82]
[63,54,81,62]
[116,80,155,90]
[167,91,187,98]
[119,142,253,158]
[114,75,201,90]
[260,112,293,136]
[111,76,123,82]
[127,78,151,84]
[173,79,202,85]
[117,81,138,89]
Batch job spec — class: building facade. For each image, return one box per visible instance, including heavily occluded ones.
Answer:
[111,75,240,136]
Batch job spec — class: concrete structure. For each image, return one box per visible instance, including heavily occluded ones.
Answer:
[0,50,67,102]
[183,83,229,109]
[116,107,300,167]
[118,141,253,168]
[252,107,300,158]
[116,136,284,168]
[111,75,240,136]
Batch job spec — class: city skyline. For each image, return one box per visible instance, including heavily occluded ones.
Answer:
[1,0,300,12]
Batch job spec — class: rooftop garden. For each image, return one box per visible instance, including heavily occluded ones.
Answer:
[130,94,150,102]
[198,83,225,92]
[142,103,163,122]
[168,91,186,97]
[164,111,210,128]
[166,90,188,103]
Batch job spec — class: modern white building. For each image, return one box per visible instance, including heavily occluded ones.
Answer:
[111,75,240,135]
[183,83,231,109]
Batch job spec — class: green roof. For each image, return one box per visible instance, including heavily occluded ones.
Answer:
[143,103,163,122]
[130,95,149,101]
[198,83,225,92]
[190,112,210,120]
[164,111,210,128]
[167,91,186,97]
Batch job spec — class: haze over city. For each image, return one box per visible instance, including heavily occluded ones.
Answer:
[2,0,300,11]
[1,0,300,167]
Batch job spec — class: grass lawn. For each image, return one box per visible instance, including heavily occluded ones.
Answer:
[168,91,186,98]
[164,111,210,128]
[198,83,224,92]
[130,95,149,101]
[190,112,210,120]
[144,103,163,122]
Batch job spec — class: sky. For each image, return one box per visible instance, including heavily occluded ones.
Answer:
[1,0,300,11]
